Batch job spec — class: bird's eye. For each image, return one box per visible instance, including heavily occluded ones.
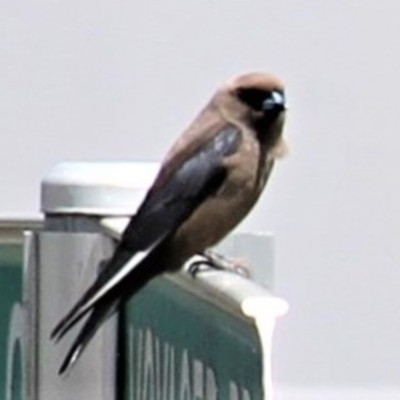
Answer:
[236,88,270,111]
[236,88,286,113]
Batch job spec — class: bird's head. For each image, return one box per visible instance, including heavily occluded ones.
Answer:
[216,72,287,151]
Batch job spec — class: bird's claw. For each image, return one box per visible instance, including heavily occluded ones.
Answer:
[188,250,251,278]
[187,258,215,277]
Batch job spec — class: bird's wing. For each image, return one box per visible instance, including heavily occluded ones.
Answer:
[51,125,242,341]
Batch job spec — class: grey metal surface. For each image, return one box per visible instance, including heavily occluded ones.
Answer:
[41,162,159,216]
[31,231,117,400]
[0,219,42,245]
[43,215,108,233]
[24,231,38,400]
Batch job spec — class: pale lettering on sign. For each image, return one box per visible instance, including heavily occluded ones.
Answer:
[128,326,252,400]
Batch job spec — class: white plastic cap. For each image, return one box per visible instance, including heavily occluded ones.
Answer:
[41,162,160,216]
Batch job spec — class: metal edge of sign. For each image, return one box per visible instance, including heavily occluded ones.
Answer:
[23,230,40,400]
[100,217,288,315]
[0,219,43,245]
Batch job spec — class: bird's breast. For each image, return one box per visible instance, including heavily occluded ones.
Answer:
[171,132,271,260]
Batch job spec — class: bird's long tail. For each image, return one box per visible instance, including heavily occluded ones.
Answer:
[55,245,169,374]
[58,297,119,375]
[51,246,134,344]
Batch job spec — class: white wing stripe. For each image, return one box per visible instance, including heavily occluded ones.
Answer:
[77,240,161,317]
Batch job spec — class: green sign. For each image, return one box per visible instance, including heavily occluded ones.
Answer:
[124,276,263,400]
[0,244,24,400]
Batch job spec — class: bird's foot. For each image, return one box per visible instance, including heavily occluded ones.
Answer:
[188,249,251,278]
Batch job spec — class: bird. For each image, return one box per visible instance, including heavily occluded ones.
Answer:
[51,71,288,375]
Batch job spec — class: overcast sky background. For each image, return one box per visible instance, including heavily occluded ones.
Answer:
[2,0,400,397]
